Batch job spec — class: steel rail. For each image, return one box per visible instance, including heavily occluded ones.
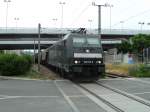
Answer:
[96,81,150,108]
[76,83,125,112]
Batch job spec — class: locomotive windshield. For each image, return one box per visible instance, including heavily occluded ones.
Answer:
[87,38,100,47]
[73,37,86,47]
[73,37,100,47]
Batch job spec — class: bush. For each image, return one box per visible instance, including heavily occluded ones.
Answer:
[22,54,33,70]
[0,54,32,76]
[129,64,150,77]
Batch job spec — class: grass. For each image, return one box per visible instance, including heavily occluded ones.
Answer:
[18,69,46,79]
[106,64,135,76]
[106,63,150,77]
[129,64,150,77]
[17,65,59,80]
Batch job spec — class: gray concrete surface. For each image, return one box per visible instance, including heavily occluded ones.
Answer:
[140,78,150,81]
[99,78,150,101]
[1,78,150,112]
[0,79,72,112]
[0,79,109,112]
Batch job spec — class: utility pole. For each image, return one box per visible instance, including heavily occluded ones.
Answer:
[138,22,145,63]
[92,2,109,64]
[108,4,113,31]
[92,2,108,44]
[120,21,124,33]
[59,1,65,28]
[14,17,19,30]
[138,22,144,32]
[33,33,36,65]
[59,2,66,39]
[52,18,58,28]
[88,19,92,30]
[4,0,11,32]
[38,23,41,72]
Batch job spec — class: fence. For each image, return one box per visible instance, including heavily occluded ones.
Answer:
[143,48,150,64]
[104,48,150,64]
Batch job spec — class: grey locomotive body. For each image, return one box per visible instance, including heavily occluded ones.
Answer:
[42,33,105,81]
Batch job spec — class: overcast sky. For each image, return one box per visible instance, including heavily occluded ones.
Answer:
[0,0,150,30]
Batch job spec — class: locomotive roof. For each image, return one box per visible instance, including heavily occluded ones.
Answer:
[63,33,99,40]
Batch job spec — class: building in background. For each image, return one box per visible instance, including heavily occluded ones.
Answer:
[4,50,21,55]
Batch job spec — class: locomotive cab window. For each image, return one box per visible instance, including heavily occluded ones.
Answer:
[87,38,100,47]
[73,37,86,47]
[73,37,100,47]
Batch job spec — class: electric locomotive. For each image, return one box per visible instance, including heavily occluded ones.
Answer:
[42,30,105,81]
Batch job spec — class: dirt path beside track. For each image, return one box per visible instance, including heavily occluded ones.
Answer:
[33,64,62,80]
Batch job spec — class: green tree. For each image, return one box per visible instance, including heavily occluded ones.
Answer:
[131,34,150,53]
[117,41,132,54]
[117,34,150,54]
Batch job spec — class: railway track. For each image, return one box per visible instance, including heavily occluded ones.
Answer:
[75,81,150,112]
[96,81,150,107]
[106,72,132,78]
[77,83,124,112]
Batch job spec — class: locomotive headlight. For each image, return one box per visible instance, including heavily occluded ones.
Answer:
[74,60,80,64]
[96,61,101,64]
[74,60,78,64]
[74,60,79,64]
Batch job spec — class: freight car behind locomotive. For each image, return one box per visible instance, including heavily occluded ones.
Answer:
[41,33,105,81]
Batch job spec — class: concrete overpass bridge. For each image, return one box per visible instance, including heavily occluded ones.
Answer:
[0,28,149,50]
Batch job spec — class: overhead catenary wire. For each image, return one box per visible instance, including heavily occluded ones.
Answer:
[70,3,91,28]
[71,0,87,17]
[111,8,150,28]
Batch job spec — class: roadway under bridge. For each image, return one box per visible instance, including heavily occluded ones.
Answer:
[0,28,149,50]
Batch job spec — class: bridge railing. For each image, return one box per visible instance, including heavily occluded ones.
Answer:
[0,27,150,35]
